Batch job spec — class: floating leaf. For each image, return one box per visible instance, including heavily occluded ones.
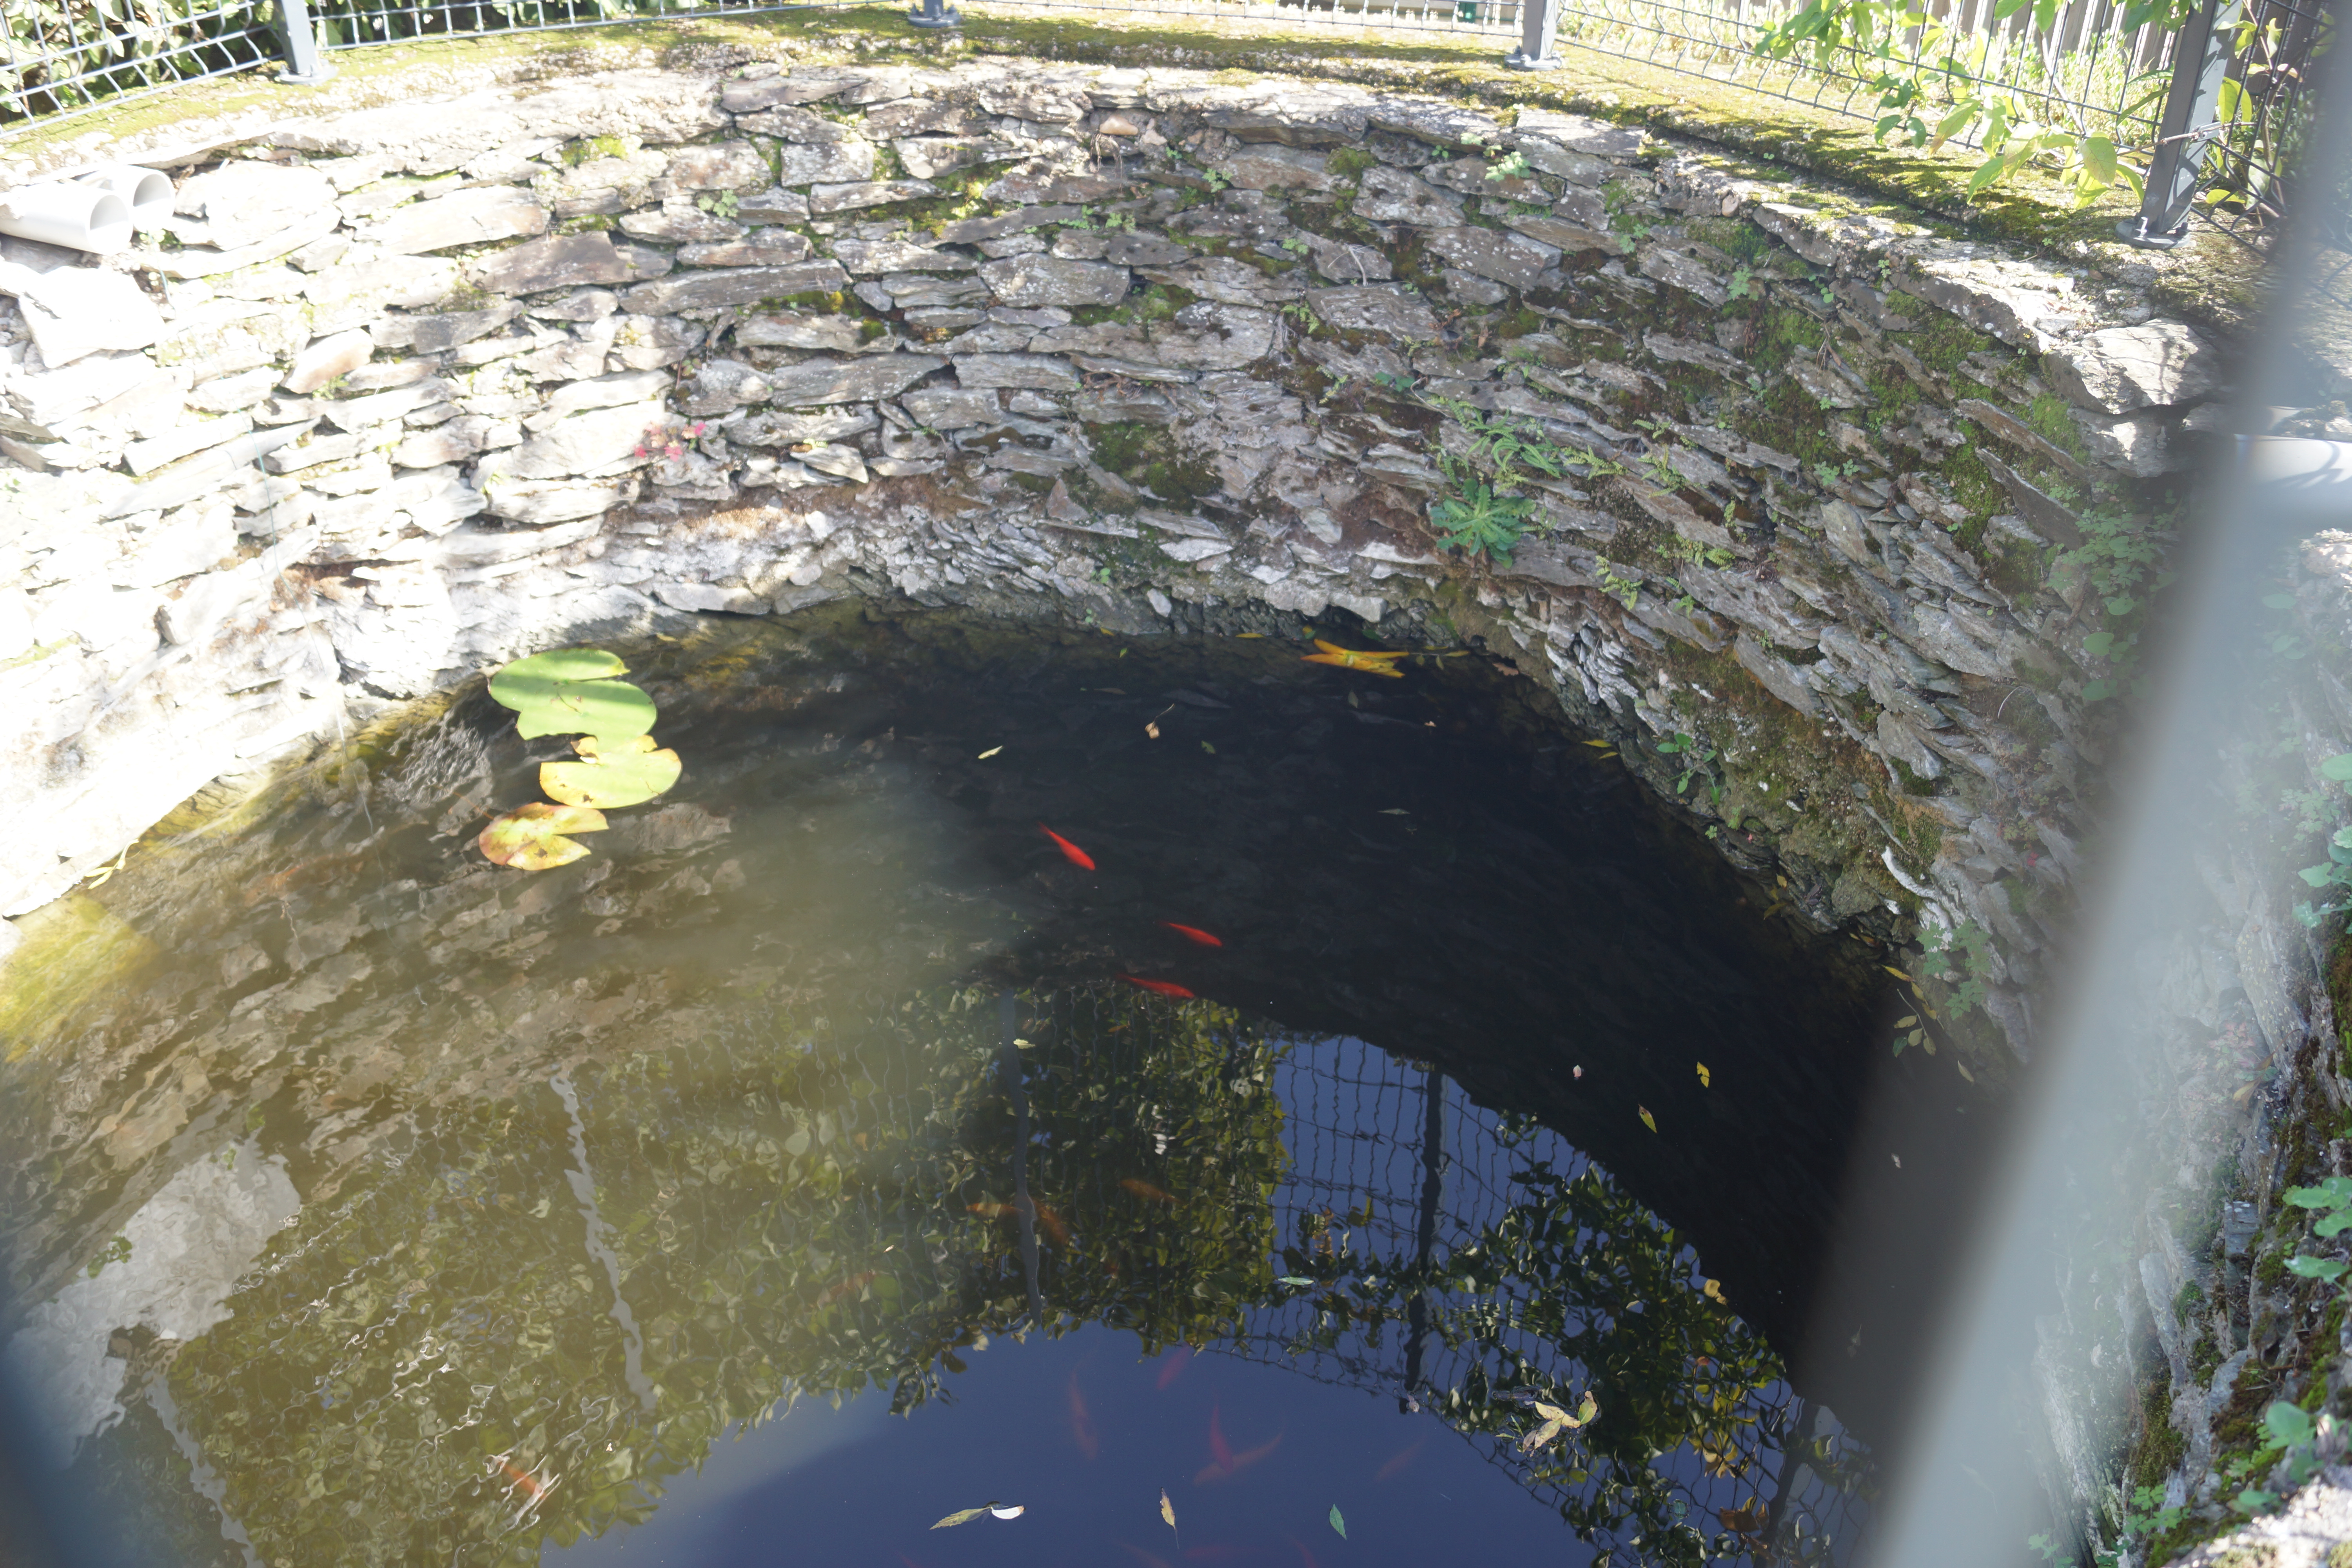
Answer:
[1145,721,1162,739]
[541,735,683,809]
[1575,1392,1598,1425]
[1895,1014,1918,1028]
[1703,1278,1725,1303]
[1302,639,1407,678]
[1161,1490,1177,1531]
[1276,1276,1313,1287]
[1517,1413,1569,1453]
[978,745,1004,759]
[487,648,626,710]
[478,802,608,870]
[1329,1505,1347,1539]
[1638,1105,1657,1133]
[512,678,658,743]
[1882,965,1914,983]
[990,1504,1025,1520]
[1695,1062,1711,1088]
[933,1503,1016,1529]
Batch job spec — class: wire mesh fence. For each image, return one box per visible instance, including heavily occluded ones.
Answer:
[1196,1034,1875,1566]
[2192,0,2340,249]
[0,0,278,129]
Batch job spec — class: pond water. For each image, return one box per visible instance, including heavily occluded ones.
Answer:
[0,605,1982,1567]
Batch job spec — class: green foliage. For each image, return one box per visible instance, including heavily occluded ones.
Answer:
[1655,733,1723,803]
[1601,180,1655,242]
[693,188,740,219]
[1915,920,1995,1015]
[1428,479,1536,565]
[84,1234,131,1278]
[2295,753,2352,927]
[1593,558,1644,611]
[1752,0,2189,205]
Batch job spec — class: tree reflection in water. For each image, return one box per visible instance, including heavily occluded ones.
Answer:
[22,984,1866,1568]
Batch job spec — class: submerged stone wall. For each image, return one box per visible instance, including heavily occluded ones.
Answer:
[0,53,2225,1070]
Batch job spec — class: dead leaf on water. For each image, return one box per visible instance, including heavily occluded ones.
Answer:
[1703,1278,1725,1303]
[1695,1062,1711,1088]
[1145,722,1161,739]
[978,746,1004,759]
[932,1502,1020,1529]
[1882,965,1915,983]
[1637,1105,1657,1132]
[1160,1489,1176,1531]
[479,802,609,871]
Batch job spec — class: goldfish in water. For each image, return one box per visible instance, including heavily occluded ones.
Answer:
[1160,922,1224,947]
[1119,1177,1178,1204]
[1120,975,1195,998]
[1196,1403,1283,1484]
[494,1458,547,1502]
[1301,639,1407,678]
[1034,1201,1072,1248]
[1039,824,1096,869]
[1068,1373,1100,1460]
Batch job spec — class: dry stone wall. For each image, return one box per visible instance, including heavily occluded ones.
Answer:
[0,56,2227,1069]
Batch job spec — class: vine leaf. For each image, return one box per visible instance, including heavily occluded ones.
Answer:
[478,802,609,870]
[541,735,683,809]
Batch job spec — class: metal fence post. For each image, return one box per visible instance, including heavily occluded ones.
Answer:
[1506,0,1563,69]
[2116,0,2241,248]
[277,0,333,85]
[907,0,962,29]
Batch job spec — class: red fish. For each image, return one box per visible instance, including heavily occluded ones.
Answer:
[1156,1345,1192,1389]
[813,1271,877,1310]
[1161,922,1224,947]
[1034,1201,1073,1249]
[1285,1535,1323,1568]
[1121,975,1196,998]
[1120,1177,1178,1204]
[1040,824,1096,870]
[1068,1373,1100,1459]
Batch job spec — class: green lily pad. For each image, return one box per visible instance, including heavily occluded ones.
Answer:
[541,735,683,809]
[512,679,657,742]
[477,802,610,870]
[487,648,626,711]
[488,650,654,742]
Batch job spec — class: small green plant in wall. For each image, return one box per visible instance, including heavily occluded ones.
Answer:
[2293,753,2352,925]
[477,649,683,870]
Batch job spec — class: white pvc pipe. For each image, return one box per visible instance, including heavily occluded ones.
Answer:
[72,165,173,233]
[0,183,132,254]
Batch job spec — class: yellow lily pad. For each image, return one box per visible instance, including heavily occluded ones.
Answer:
[541,734,683,809]
[478,802,609,870]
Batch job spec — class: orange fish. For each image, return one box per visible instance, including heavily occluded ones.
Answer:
[1195,1403,1282,1484]
[1301,639,1406,678]
[1285,1537,1323,1568]
[1068,1372,1100,1459]
[494,1458,546,1502]
[1121,975,1195,998]
[1375,1437,1424,1481]
[969,1201,1017,1220]
[813,1270,877,1310]
[1034,1201,1073,1248]
[1120,1178,1178,1204]
[1161,922,1224,947]
[1156,1345,1191,1389]
[1040,824,1097,869]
